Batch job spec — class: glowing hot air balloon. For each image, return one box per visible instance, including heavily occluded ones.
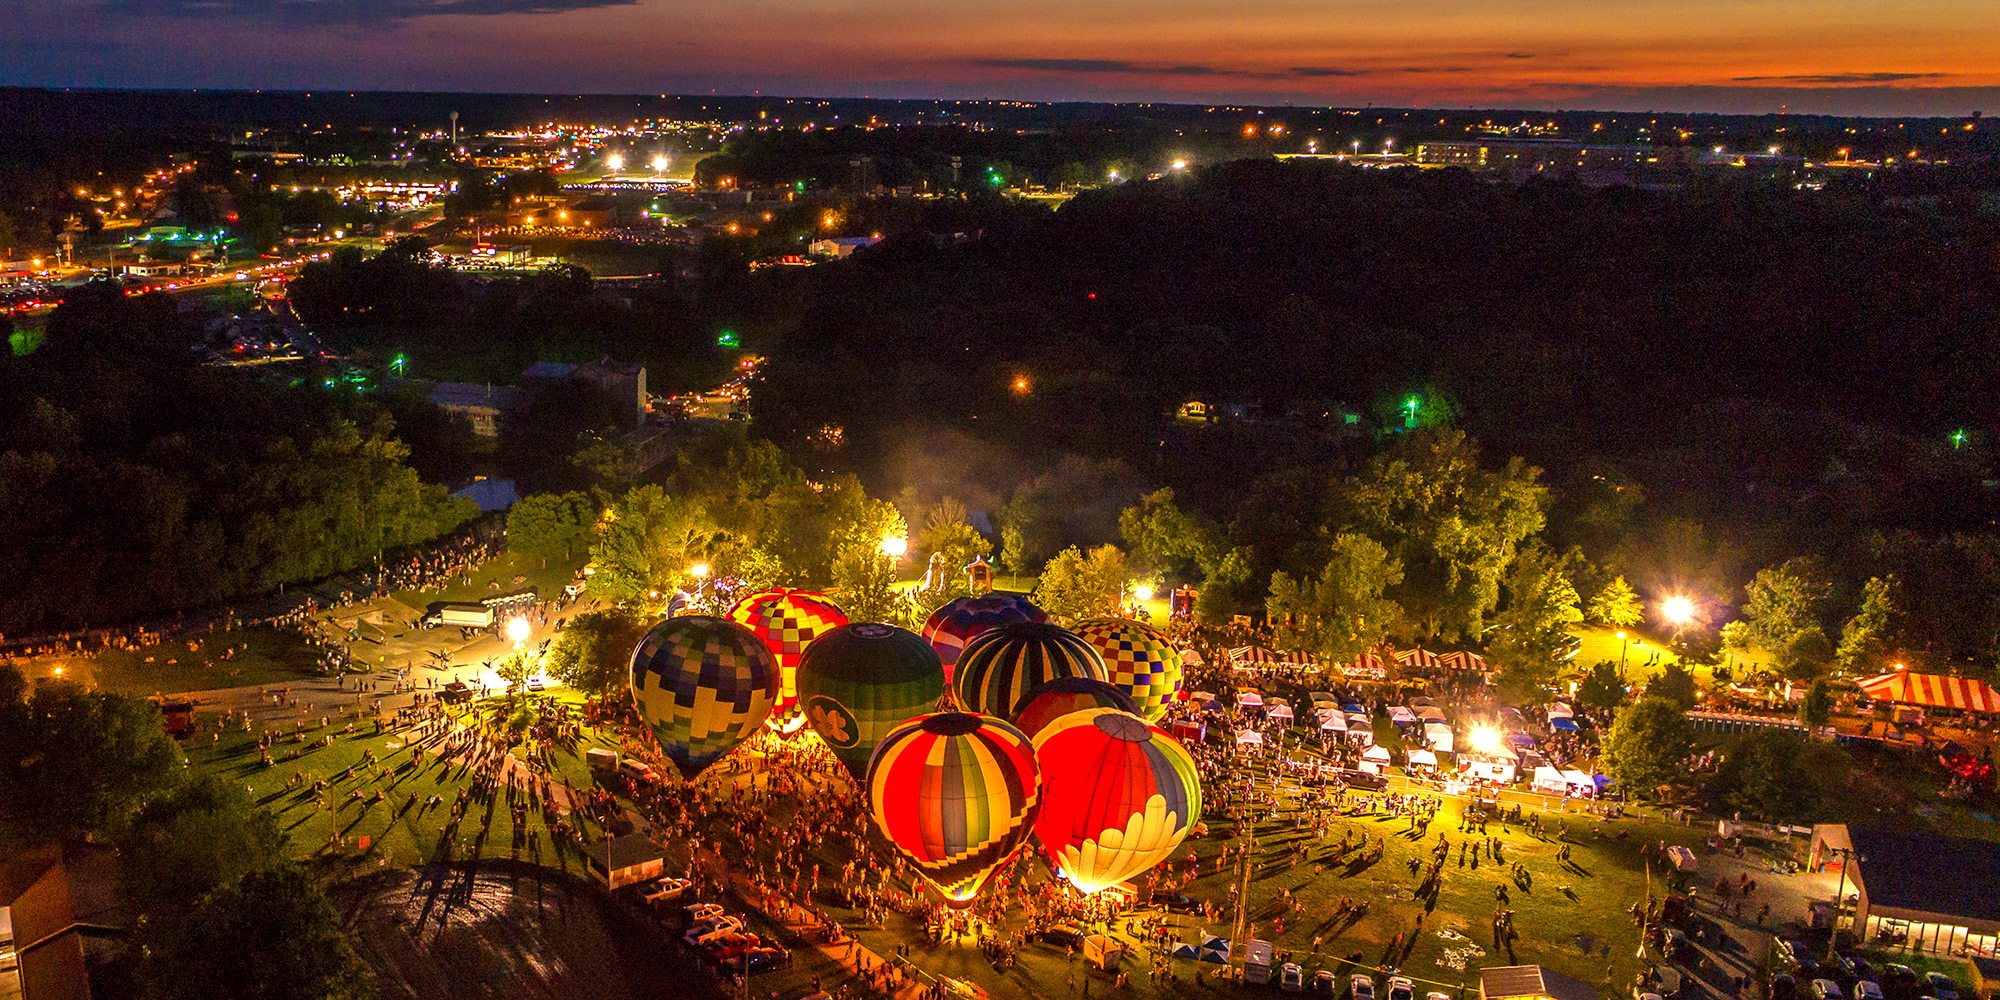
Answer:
[727,588,848,734]
[630,615,779,779]
[1072,617,1183,723]
[1031,707,1202,894]
[867,712,1041,906]
[952,621,1107,717]
[797,622,946,779]
[921,593,1047,680]
[1010,676,1138,738]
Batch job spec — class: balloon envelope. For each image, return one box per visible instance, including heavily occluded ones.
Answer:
[1011,676,1139,738]
[1031,707,1203,894]
[798,622,947,779]
[953,621,1107,718]
[727,588,849,734]
[921,593,1048,679]
[630,615,780,779]
[867,712,1041,905]
[1073,618,1185,723]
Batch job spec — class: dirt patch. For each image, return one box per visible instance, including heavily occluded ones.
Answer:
[335,862,725,1000]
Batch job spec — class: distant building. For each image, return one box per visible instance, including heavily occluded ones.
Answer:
[427,382,522,438]
[0,844,129,1000]
[1810,823,2000,958]
[524,358,648,428]
[808,236,881,258]
[1478,965,1598,1000]
[1414,137,1699,173]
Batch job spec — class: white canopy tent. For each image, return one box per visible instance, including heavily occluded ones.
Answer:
[1235,730,1264,746]
[1407,749,1438,768]
[1547,702,1574,720]
[1268,704,1294,721]
[1237,691,1264,708]
[1388,706,1417,724]
[1361,744,1392,763]
[1560,769,1597,796]
[1532,765,1569,795]
[1423,722,1454,752]
[1319,713,1348,733]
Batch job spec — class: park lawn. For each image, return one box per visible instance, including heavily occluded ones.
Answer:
[1568,625,1780,690]
[392,547,584,608]
[61,624,326,697]
[185,695,615,874]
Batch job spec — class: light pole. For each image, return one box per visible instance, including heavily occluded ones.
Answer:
[1823,846,1864,963]
[1617,631,1630,674]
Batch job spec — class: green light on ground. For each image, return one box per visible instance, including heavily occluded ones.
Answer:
[717,330,739,348]
[1952,428,1968,449]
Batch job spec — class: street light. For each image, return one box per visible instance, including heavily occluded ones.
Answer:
[1134,584,1155,603]
[606,153,625,172]
[880,535,909,559]
[505,616,531,647]
[1661,596,1695,627]
[689,562,710,581]
[651,154,669,173]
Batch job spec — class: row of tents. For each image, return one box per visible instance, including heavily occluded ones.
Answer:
[1228,645,1491,677]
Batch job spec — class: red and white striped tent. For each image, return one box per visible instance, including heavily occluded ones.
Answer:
[1230,646,1282,666]
[1340,652,1389,679]
[1395,647,1442,670]
[1856,672,2000,714]
[1438,650,1490,673]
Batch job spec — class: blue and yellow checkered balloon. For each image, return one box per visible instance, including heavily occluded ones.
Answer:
[631,615,780,779]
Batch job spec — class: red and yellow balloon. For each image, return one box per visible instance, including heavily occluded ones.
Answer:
[1030,707,1202,894]
[726,588,848,734]
[866,712,1041,906]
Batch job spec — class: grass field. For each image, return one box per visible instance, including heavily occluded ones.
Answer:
[393,548,582,608]
[33,624,327,697]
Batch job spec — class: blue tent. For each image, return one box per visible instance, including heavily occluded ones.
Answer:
[1169,941,1198,959]
[1198,936,1231,963]
[1551,717,1580,732]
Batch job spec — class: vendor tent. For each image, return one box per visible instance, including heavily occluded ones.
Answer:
[1170,942,1199,959]
[1180,648,1206,667]
[1407,749,1438,767]
[1230,646,1280,666]
[1268,704,1294,721]
[1547,702,1574,719]
[1560,769,1597,795]
[1388,705,1417,724]
[1416,705,1448,722]
[1361,744,1392,763]
[1550,717,1580,732]
[1188,691,1216,703]
[1438,650,1488,672]
[1396,647,1442,670]
[1856,672,2000,713]
[1309,691,1339,705]
[1319,714,1348,732]
[1532,765,1568,795]
[1197,936,1231,963]
[1235,730,1264,746]
[1341,652,1389,679]
[1237,691,1265,708]
[1423,722,1454,752]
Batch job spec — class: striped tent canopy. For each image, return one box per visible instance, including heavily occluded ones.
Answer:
[1857,672,2000,713]
[1437,650,1489,672]
[1340,652,1388,678]
[1396,648,1442,669]
[1230,646,1281,665]
[1180,647,1207,667]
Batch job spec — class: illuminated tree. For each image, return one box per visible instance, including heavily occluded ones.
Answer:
[1587,575,1644,629]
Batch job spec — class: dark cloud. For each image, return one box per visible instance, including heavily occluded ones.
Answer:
[1730,71,1946,84]
[1504,52,1535,59]
[968,58,1149,74]
[94,0,638,23]
[1288,66,1363,77]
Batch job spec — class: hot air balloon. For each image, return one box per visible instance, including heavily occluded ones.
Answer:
[867,712,1041,906]
[1010,676,1138,738]
[1072,618,1184,723]
[629,615,780,779]
[952,621,1107,717]
[921,593,1047,680]
[1031,707,1202,894]
[727,588,849,734]
[797,622,947,779]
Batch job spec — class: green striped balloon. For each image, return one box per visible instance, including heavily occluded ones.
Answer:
[798,622,947,779]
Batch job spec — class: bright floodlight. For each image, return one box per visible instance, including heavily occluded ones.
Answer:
[689,562,710,580]
[880,535,909,558]
[1134,584,1156,603]
[1468,725,1503,756]
[651,154,669,172]
[504,616,531,645]
[606,153,625,172]
[1169,158,1188,171]
[1662,596,1695,626]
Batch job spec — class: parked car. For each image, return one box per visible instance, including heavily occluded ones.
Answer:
[1149,890,1201,913]
[1281,963,1305,993]
[685,902,724,922]
[1854,981,1885,1000]
[1880,965,1919,1000]
[1840,956,1876,983]
[1312,971,1338,994]
[1038,924,1084,947]
[1771,974,1798,1000]
[1351,974,1376,1000]
[1388,976,1415,1000]
[1925,973,1959,1000]
[1812,980,1846,1000]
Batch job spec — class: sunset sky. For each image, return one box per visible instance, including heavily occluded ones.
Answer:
[8,0,1997,115]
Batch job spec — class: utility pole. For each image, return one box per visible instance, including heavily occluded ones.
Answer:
[1823,846,1862,963]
